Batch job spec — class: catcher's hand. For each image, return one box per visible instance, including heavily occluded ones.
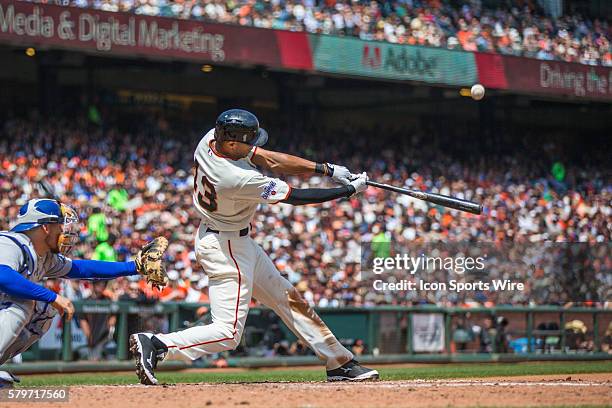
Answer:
[135,237,169,289]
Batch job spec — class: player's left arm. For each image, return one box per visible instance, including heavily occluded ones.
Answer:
[250,147,355,185]
[234,172,367,206]
[282,173,367,205]
[65,259,138,280]
[52,238,169,288]
[66,259,166,289]
[43,251,137,280]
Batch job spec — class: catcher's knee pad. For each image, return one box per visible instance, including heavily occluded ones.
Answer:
[0,302,57,364]
[26,301,58,338]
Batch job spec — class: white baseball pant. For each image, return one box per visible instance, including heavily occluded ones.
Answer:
[156,224,354,370]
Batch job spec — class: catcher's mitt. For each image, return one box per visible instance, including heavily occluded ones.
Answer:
[135,237,169,289]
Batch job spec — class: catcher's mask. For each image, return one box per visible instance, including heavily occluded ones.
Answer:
[11,199,80,255]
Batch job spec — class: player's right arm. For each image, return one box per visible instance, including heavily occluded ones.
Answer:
[249,148,317,175]
[0,265,74,319]
[0,265,58,303]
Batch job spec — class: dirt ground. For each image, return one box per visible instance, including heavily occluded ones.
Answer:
[3,373,610,408]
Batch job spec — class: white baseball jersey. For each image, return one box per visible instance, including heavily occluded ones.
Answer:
[0,232,72,284]
[193,129,291,231]
[156,128,355,372]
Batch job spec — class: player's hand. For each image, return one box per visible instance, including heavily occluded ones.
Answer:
[51,295,75,321]
[349,172,368,195]
[329,163,354,185]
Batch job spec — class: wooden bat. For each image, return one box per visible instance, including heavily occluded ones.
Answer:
[366,180,482,215]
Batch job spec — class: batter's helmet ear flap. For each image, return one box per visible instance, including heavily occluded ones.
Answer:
[252,128,268,147]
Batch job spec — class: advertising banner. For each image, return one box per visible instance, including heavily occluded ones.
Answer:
[310,34,477,86]
[0,1,286,66]
[475,52,612,100]
[412,313,445,353]
[503,56,612,100]
[2,1,610,99]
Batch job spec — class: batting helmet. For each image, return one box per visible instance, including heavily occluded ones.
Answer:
[214,109,268,147]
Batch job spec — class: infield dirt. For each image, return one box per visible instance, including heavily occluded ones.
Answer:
[4,373,611,408]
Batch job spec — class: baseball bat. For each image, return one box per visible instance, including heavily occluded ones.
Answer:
[366,180,482,215]
[38,180,60,201]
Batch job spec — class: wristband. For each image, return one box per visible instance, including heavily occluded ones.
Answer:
[315,163,333,176]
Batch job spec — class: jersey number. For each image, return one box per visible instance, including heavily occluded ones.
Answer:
[194,166,218,212]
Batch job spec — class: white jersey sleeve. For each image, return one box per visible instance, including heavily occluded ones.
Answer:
[233,174,291,204]
[0,236,25,271]
[0,232,72,282]
[43,254,73,279]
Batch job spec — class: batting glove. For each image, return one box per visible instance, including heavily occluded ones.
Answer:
[328,163,354,185]
[349,172,368,194]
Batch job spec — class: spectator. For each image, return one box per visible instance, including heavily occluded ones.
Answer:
[351,338,367,356]
[78,282,116,360]
[93,233,118,262]
[453,316,474,352]
[478,315,495,353]
[87,207,108,243]
[602,322,612,354]
[24,0,612,66]
[107,184,129,212]
[564,319,590,351]
[494,316,510,353]
[0,113,608,308]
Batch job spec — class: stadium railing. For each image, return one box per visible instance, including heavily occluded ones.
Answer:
[66,303,612,358]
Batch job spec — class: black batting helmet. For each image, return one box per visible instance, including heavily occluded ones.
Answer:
[214,109,268,147]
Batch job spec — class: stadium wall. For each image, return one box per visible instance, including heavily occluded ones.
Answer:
[12,302,612,370]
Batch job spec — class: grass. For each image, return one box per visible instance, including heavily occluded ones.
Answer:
[17,361,612,387]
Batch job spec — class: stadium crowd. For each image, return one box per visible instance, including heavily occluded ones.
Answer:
[1,113,609,311]
[23,0,612,66]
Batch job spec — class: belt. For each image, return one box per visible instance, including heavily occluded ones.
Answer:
[206,226,249,237]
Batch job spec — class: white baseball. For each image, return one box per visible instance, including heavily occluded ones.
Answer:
[471,84,485,100]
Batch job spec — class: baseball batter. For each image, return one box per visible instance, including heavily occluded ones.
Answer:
[0,199,168,388]
[131,109,379,383]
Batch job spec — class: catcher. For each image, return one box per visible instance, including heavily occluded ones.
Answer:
[0,199,168,388]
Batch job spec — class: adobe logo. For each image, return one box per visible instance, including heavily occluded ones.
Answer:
[362,45,382,69]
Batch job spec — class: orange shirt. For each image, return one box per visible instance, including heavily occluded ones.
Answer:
[457,29,470,46]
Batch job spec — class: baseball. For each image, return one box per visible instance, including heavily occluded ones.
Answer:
[471,84,485,100]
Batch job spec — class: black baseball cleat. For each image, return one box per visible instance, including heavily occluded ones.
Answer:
[326,359,380,382]
[129,333,168,385]
[0,371,20,389]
